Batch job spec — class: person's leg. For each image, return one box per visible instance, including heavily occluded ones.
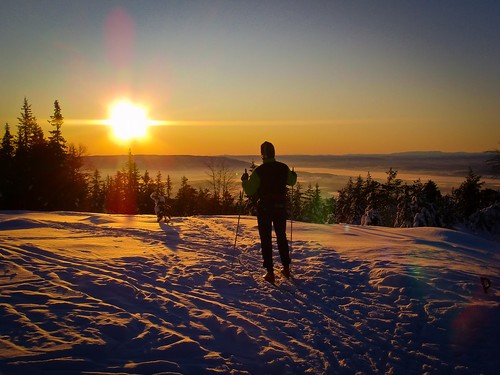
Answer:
[273,210,291,268]
[257,211,273,272]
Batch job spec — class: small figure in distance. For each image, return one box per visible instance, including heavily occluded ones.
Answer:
[150,192,171,223]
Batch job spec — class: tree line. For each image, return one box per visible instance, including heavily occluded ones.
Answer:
[0,98,330,220]
[1,98,87,211]
[1,98,499,233]
[334,168,499,230]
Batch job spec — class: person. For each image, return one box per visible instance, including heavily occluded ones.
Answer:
[150,192,171,223]
[241,141,297,283]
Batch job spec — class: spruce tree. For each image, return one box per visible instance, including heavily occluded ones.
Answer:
[290,181,303,222]
[453,169,484,220]
[174,176,198,216]
[15,98,47,209]
[335,177,354,224]
[0,123,14,159]
[324,195,336,224]
[139,170,155,214]
[65,144,88,210]
[349,175,365,225]
[89,169,105,213]
[48,100,66,156]
[16,97,45,151]
[0,123,15,208]
[380,168,402,226]
[164,174,172,199]
[123,150,140,214]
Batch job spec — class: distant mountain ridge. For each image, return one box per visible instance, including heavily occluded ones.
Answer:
[83,152,493,177]
[83,155,248,173]
[82,152,497,196]
[84,151,491,176]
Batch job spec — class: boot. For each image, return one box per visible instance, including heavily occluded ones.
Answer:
[281,265,291,279]
[264,270,275,284]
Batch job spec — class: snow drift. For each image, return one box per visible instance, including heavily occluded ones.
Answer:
[0,211,499,374]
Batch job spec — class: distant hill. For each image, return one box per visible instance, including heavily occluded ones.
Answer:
[83,155,248,174]
[82,152,497,195]
[275,152,493,177]
[84,152,492,177]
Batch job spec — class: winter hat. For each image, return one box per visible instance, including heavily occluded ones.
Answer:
[260,141,275,159]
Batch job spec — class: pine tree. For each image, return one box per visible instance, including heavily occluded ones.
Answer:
[43,100,69,210]
[361,173,382,226]
[16,97,45,151]
[89,169,105,212]
[290,181,303,222]
[64,144,88,210]
[394,184,415,228]
[174,176,198,216]
[105,172,125,213]
[380,168,402,226]
[139,170,155,214]
[197,187,212,214]
[349,175,365,225]
[324,196,336,224]
[163,173,174,215]
[0,123,15,208]
[47,100,66,156]
[15,98,47,209]
[122,150,140,214]
[335,177,353,224]
[453,169,484,220]
[0,123,14,159]
[164,174,172,199]
[302,183,325,223]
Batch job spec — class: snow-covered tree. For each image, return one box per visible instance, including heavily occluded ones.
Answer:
[393,184,412,228]
[467,202,500,237]
[453,169,483,221]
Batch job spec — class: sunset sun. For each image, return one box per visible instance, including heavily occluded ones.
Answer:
[107,100,150,142]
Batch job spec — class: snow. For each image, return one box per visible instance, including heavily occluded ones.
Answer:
[1,211,499,374]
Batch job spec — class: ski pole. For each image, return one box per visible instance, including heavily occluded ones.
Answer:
[232,191,243,264]
[290,170,294,253]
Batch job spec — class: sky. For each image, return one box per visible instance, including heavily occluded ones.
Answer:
[1,0,499,156]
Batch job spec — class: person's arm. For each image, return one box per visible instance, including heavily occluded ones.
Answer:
[242,170,260,196]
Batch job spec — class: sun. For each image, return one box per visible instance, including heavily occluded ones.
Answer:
[107,100,151,142]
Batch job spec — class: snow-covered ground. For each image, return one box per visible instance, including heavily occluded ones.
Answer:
[0,211,499,374]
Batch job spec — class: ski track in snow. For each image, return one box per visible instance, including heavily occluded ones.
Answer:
[0,211,499,374]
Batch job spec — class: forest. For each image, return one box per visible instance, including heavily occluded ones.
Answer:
[1,99,499,233]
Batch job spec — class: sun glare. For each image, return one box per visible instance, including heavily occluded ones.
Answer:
[107,100,150,142]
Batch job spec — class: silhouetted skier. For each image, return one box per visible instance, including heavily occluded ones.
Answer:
[241,141,297,283]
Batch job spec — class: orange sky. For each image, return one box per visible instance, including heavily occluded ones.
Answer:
[1,1,499,155]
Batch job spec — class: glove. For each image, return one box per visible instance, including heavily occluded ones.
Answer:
[241,169,249,181]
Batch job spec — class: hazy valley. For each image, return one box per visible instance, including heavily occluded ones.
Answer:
[83,152,498,196]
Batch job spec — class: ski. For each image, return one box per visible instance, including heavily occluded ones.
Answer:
[264,273,300,295]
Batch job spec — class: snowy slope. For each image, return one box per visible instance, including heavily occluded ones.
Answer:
[0,211,499,374]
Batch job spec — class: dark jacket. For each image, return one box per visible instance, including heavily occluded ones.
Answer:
[242,157,297,206]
